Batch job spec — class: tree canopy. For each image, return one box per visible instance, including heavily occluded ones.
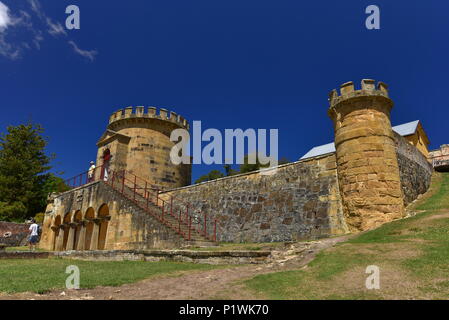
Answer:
[194,170,224,184]
[0,123,64,222]
[194,156,291,184]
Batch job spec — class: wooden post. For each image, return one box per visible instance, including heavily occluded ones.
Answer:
[188,216,192,241]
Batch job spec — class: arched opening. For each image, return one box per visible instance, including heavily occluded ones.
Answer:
[73,210,82,250]
[84,208,95,250]
[97,204,109,250]
[52,215,62,251]
[62,212,72,250]
[101,148,111,181]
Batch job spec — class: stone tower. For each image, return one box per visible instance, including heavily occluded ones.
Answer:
[96,106,191,190]
[328,79,405,232]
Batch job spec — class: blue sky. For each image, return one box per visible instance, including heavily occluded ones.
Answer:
[0,0,448,182]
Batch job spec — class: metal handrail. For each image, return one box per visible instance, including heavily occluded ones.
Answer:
[59,166,217,242]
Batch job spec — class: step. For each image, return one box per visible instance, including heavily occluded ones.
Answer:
[106,182,213,242]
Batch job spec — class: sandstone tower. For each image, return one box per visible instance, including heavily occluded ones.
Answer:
[328,79,405,231]
[96,106,191,190]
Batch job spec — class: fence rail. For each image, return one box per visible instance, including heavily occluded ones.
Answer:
[59,166,217,242]
[433,159,449,167]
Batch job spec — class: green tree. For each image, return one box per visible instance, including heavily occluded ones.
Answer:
[223,164,238,176]
[238,154,270,174]
[194,155,291,184]
[0,123,56,222]
[194,170,224,184]
[238,155,290,174]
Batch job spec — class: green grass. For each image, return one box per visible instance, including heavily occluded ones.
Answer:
[403,217,449,278]
[0,258,221,294]
[244,172,449,300]
[415,172,449,211]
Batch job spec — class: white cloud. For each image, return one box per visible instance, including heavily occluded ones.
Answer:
[0,1,11,31]
[28,0,43,19]
[68,40,97,62]
[0,2,22,59]
[0,0,98,61]
[46,17,66,37]
[29,0,66,37]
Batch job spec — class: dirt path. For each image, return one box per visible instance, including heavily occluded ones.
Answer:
[0,236,349,300]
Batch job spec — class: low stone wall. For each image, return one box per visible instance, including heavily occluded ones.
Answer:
[0,249,270,264]
[161,154,348,242]
[394,133,433,205]
[0,251,51,259]
[54,249,271,264]
[0,222,29,247]
[54,250,143,261]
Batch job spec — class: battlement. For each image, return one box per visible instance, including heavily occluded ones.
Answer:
[328,79,390,108]
[108,106,189,130]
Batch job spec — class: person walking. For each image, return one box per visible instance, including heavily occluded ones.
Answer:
[28,219,39,251]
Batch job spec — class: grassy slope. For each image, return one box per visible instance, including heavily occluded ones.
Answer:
[244,172,449,299]
[0,259,221,294]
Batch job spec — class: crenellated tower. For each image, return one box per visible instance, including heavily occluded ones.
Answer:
[96,106,191,190]
[328,79,405,231]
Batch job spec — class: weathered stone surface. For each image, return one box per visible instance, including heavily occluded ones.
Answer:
[394,132,433,205]
[0,251,51,259]
[52,249,271,265]
[0,222,29,247]
[39,181,188,251]
[97,107,191,191]
[160,154,349,242]
[328,80,406,232]
[39,81,435,251]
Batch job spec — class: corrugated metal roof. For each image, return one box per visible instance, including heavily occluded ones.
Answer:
[300,142,336,159]
[391,120,419,137]
[300,120,420,160]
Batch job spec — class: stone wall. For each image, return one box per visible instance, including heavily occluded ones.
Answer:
[0,222,29,247]
[328,80,405,232]
[54,249,271,265]
[97,106,192,191]
[394,132,433,205]
[40,181,188,251]
[161,154,348,242]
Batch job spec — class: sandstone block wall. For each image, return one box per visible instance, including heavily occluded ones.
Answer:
[40,181,187,251]
[161,154,349,242]
[97,106,191,191]
[328,80,405,232]
[394,132,433,205]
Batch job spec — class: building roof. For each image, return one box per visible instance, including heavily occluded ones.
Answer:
[391,120,419,137]
[300,120,421,160]
[300,142,336,160]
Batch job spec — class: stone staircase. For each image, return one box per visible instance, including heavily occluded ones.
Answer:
[103,174,216,246]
